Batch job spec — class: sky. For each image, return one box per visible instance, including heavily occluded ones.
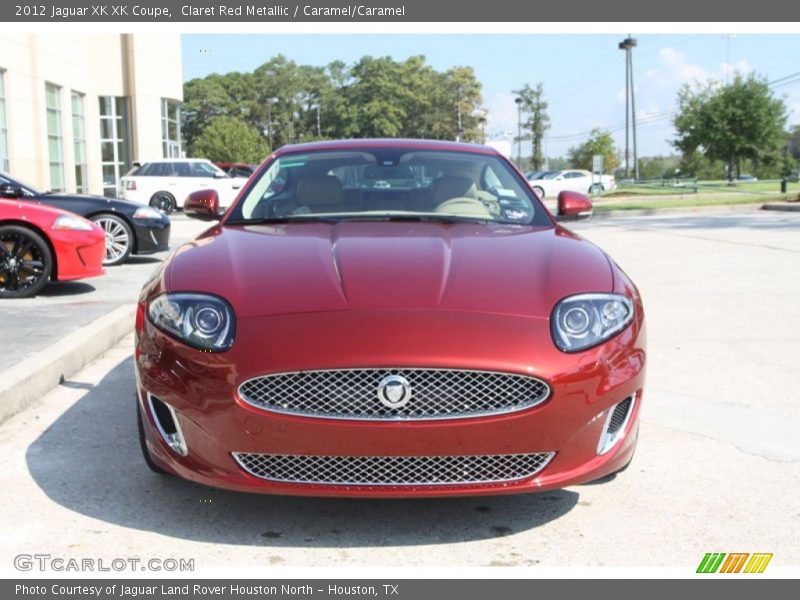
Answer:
[182,34,800,158]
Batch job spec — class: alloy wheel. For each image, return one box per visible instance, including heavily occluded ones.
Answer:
[93,215,132,266]
[0,227,52,298]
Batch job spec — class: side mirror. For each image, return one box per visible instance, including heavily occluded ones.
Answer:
[0,183,24,199]
[184,189,220,221]
[213,171,228,179]
[556,190,593,222]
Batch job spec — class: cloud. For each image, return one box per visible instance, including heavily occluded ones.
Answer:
[646,47,753,87]
[485,91,518,138]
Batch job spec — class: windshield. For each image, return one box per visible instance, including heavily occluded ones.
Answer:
[228,148,548,226]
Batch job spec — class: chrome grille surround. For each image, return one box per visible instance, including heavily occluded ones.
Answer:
[237,368,550,421]
[232,452,556,486]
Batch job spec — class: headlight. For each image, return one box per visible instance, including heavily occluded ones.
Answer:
[148,293,235,352]
[52,214,94,231]
[551,293,634,352]
[133,206,165,220]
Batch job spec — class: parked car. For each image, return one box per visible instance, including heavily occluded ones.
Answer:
[215,162,258,178]
[529,169,616,199]
[0,173,170,266]
[135,139,646,497]
[119,159,249,214]
[736,174,758,182]
[0,198,105,298]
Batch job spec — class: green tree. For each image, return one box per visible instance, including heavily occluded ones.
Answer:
[637,155,681,179]
[182,54,484,150]
[673,73,787,180]
[787,125,800,173]
[191,116,270,163]
[567,129,620,171]
[514,83,550,170]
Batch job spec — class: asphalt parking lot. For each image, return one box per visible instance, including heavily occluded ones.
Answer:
[1,208,799,570]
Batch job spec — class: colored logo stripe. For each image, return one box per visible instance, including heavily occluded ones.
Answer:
[697,553,726,573]
[720,553,749,573]
[744,553,773,573]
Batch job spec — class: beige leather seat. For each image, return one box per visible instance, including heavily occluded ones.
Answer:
[296,175,345,213]
[431,176,478,205]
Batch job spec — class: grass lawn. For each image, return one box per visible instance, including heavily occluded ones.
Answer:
[593,194,794,212]
[605,179,799,197]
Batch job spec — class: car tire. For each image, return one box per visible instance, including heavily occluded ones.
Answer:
[150,192,176,214]
[532,186,545,199]
[0,225,53,299]
[137,400,169,475]
[91,213,133,266]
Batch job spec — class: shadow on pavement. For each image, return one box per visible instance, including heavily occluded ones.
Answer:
[40,282,96,296]
[26,355,579,548]
[124,256,164,265]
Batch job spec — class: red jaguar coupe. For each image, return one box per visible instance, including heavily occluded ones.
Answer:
[135,139,646,497]
[0,198,105,298]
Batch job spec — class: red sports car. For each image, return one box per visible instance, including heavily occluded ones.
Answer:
[0,198,105,298]
[135,139,646,497]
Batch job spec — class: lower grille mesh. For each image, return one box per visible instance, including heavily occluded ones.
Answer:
[233,452,555,486]
[608,396,633,434]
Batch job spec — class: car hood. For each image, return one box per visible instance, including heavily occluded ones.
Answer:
[166,221,613,319]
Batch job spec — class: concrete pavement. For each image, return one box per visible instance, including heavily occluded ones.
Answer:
[0,209,798,570]
[0,216,210,422]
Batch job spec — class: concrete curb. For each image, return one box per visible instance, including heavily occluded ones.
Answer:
[591,202,764,219]
[762,202,800,212]
[0,304,135,424]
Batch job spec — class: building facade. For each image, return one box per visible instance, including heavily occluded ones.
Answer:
[0,33,183,197]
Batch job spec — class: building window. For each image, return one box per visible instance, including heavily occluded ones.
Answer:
[71,91,87,193]
[0,70,8,172]
[45,83,65,192]
[98,96,131,197]
[161,98,182,158]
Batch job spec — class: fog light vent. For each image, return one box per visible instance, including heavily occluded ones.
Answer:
[147,394,188,456]
[597,395,635,455]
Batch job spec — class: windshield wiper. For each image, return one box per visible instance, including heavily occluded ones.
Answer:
[225,215,344,225]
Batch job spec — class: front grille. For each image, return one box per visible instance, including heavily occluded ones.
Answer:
[233,452,555,486]
[238,368,550,420]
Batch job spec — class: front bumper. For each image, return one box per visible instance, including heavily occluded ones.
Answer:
[132,217,171,255]
[135,308,645,497]
[52,228,106,281]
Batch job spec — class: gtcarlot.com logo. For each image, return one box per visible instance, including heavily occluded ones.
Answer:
[696,552,773,574]
[14,554,194,572]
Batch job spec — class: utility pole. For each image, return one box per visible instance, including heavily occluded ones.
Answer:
[723,34,736,84]
[315,103,322,137]
[456,83,463,142]
[515,97,523,168]
[266,97,278,149]
[619,36,638,180]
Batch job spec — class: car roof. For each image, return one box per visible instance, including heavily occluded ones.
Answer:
[273,138,500,158]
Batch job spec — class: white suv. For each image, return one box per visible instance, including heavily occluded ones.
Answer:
[119,159,250,213]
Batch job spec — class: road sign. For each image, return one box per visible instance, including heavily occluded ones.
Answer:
[592,154,603,174]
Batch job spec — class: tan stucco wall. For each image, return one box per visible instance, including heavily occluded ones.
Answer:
[0,33,182,195]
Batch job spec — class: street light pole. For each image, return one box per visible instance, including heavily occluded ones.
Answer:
[315,103,322,137]
[619,36,638,180]
[515,97,523,168]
